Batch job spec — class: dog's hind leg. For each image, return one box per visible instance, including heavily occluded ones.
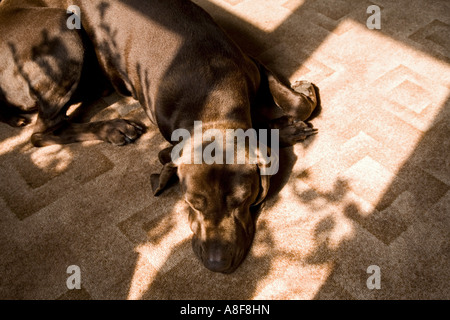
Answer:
[28,40,144,148]
[266,72,318,122]
[3,9,144,147]
[253,62,319,147]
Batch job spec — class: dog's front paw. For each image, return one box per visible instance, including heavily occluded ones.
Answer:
[271,115,317,147]
[104,119,145,146]
[280,120,317,146]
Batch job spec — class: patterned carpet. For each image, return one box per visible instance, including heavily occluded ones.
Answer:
[0,0,449,299]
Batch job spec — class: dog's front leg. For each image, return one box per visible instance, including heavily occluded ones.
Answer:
[31,113,145,147]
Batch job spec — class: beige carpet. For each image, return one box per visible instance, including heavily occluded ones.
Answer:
[0,0,449,300]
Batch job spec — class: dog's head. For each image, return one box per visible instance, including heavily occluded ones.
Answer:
[151,131,277,273]
[180,162,265,273]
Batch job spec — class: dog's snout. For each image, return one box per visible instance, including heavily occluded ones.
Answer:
[204,246,231,273]
[205,257,230,273]
[190,211,254,273]
[196,240,235,273]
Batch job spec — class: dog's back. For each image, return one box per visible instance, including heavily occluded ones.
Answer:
[31,0,260,137]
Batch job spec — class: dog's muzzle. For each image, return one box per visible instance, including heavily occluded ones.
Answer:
[190,216,254,274]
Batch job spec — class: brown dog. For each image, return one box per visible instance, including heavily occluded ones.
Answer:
[0,0,318,273]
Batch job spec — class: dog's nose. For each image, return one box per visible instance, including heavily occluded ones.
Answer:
[203,246,232,273]
[205,258,230,273]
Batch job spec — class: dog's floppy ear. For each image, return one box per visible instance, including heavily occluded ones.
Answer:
[252,57,317,121]
[151,147,178,196]
[151,163,178,196]
[252,170,270,207]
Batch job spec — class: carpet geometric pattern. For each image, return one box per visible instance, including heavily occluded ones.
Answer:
[0,0,448,299]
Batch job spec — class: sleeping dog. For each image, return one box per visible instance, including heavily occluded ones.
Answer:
[0,0,318,273]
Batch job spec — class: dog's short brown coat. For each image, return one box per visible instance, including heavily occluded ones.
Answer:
[0,0,318,273]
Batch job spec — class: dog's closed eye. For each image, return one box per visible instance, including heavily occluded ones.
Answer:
[226,191,251,209]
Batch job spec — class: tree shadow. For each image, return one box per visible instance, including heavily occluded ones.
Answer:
[295,97,449,299]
